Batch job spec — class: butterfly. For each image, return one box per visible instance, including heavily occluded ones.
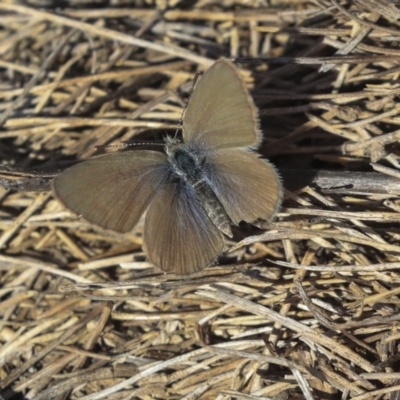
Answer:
[53,58,282,275]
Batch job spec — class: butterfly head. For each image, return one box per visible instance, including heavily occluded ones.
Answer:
[164,135,182,156]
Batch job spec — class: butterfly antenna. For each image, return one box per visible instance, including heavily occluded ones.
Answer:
[174,70,203,140]
[95,142,164,151]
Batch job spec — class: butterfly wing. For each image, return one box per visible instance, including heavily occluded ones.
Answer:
[53,151,170,233]
[144,180,225,274]
[182,58,261,149]
[204,149,282,225]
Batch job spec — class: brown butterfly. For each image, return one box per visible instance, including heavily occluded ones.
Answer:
[53,59,282,275]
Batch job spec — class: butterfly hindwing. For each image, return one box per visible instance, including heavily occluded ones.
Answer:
[204,148,282,225]
[144,180,225,274]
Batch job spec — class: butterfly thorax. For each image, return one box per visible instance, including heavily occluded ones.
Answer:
[166,141,232,238]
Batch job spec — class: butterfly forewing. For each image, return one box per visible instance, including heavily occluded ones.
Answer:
[144,181,225,274]
[53,151,170,233]
[204,149,282,225]
[183,59,261,149]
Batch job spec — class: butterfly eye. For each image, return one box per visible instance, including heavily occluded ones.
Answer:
[173,149,196,170]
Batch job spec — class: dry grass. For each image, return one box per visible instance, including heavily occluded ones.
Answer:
[1,0,400,399]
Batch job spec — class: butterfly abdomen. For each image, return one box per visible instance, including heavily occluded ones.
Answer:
[169,146,232,238]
